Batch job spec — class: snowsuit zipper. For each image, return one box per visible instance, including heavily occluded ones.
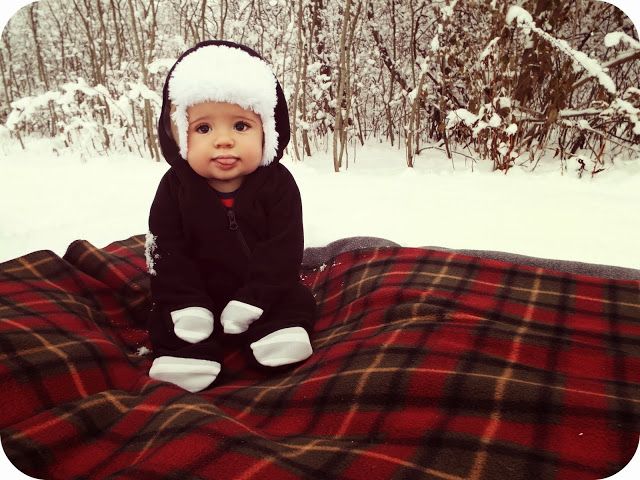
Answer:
[227,209,251,257]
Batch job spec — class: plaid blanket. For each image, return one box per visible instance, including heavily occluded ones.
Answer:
[0,235,638,480]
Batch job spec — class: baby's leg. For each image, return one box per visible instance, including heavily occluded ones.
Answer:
[247,284,316,368]
[147,306,223,392]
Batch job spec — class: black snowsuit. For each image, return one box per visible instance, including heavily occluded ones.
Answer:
[147,40,316,364]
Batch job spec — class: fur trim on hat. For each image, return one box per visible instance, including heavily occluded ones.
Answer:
[168,44,279,166]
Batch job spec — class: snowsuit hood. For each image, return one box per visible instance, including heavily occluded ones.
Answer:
[157,40,290,169]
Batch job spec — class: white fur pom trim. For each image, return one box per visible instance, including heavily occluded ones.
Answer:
[169,45,279,166]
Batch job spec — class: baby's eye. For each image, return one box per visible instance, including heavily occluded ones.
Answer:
[234,121,250,132]
[195,124,210,134]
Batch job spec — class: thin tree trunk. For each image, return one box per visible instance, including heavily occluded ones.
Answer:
[200,0,207,42]
[290,0,306,162]
[128,0,160,160]
[0,50,12,109]
[110,0,125,67]
[332,0,352,172]
[28,3,49,91]
[338,1,361,170]
[406,70,426,167]
[219,0,228,39]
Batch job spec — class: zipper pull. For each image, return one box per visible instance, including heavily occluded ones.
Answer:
[227,209,239,231]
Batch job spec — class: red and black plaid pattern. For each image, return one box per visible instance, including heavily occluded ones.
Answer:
[1,236,638,479]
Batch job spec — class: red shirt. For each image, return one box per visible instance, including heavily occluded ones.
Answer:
[215,189,236,208]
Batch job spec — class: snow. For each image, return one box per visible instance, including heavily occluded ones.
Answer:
[604,31,640,49]
[609,98,640,134]
[488,113,502,128]
[479,37,500,61]
[147,58,175,74]
[1,137,639,271]
[144,232,158,276]
[6,92,61,130]
[136,346,151,356]
[5,79,153,139]
[505,6,534,26]
[446,109,479,129]
[439,0,458,20]
[430,35,440,52]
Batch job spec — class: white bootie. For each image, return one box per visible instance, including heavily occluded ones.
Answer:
[170,306,214,343]
[149,356,221,393]
[250,327,313,367]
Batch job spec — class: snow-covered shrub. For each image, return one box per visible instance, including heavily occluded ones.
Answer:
[4,78,161,157]
[446,101,520,172]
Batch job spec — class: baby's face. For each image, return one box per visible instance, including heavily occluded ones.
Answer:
[185,102,263,192]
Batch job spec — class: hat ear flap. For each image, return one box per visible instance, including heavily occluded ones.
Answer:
[273,82,290,161]
[157,88,181,161]
[162,103,178,141]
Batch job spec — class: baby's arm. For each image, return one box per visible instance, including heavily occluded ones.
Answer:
[221,165,304,333]
[149,171,214,342]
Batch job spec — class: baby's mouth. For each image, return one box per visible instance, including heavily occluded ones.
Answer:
[213,156,239,167]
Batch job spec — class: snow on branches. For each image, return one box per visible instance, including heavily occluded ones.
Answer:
[5,78,162,156]
[507,5,616,94]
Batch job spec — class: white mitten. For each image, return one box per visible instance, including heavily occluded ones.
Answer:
[170,306,214,343]
[220,300,263,334]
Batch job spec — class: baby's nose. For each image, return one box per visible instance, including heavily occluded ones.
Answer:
[214,130,234,147]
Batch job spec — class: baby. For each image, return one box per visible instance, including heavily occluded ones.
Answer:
[146,40,316,393]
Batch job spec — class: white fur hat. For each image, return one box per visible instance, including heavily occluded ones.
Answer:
[167,43,280,166]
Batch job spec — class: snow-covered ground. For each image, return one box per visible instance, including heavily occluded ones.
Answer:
[1,136,639,270]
